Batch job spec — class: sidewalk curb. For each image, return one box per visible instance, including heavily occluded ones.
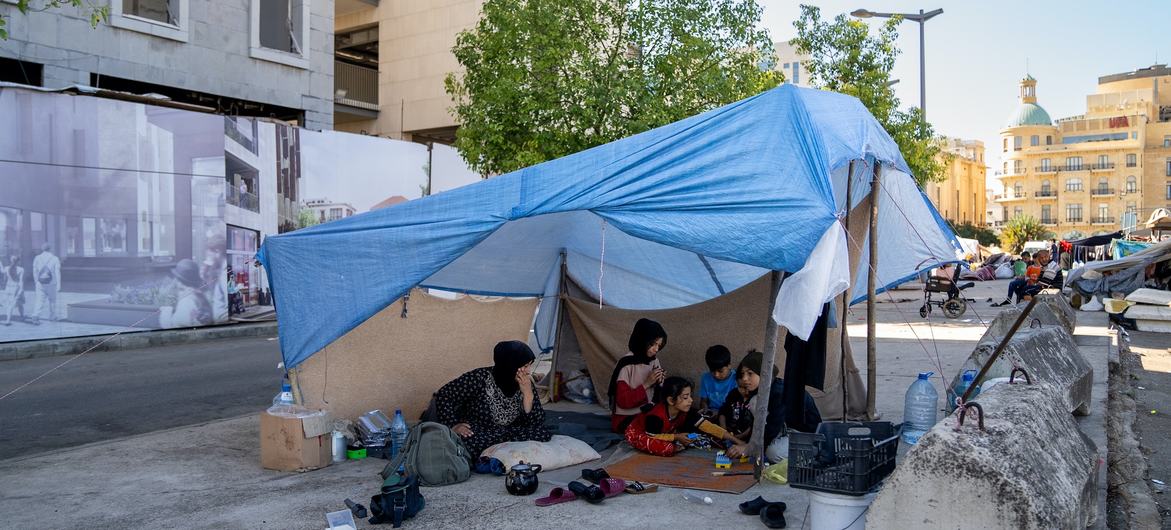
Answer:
[0,322,278,362]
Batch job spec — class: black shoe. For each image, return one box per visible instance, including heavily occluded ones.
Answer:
[738,496,771,515]
[581,468,610,484]
[760,502,788,528]
[991,299,1011,307]
[567,480,605,504]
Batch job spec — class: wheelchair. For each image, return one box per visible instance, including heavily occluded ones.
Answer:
[920,265,975,319]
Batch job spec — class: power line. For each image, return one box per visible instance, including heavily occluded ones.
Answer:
[0,158,225,179]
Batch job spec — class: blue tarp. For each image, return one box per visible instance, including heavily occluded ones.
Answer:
[259,85,960,369]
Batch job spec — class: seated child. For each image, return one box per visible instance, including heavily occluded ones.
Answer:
[717,366,756,442]
[697,345,737,414]
[624,376,739,456]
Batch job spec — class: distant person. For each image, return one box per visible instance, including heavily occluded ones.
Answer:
[201,232,228,322]
[994,249,1061,306]
[160,259,213,328]
[31,243,60,325]
[2,255,24,326]
[1049,239,1060,265]
[1012,251,1031,278]
[697,345,736,414]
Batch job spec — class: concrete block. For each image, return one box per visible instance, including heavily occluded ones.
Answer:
[868,383,1100,529]
[951,325,1093,415]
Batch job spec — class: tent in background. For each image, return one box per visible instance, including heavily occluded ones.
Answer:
[257,84,960,421]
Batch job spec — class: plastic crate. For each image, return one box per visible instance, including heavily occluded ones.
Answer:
[788,421,899,496]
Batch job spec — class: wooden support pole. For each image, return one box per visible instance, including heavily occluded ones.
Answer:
[840,161,853,422]
[752,269,784,480]
[866,162,881,419]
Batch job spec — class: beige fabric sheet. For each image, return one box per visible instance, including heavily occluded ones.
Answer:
[292,289,538,422]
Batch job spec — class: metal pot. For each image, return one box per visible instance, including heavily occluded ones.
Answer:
[504,461,542,496]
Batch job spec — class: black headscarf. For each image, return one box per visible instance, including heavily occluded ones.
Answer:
[492,340,535,396]
[606,318,668,411]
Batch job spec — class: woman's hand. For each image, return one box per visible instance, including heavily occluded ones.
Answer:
[643,367,665,389]
[452,423,474,438]
[517,363,535,413]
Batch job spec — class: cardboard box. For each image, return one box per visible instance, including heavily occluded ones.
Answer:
[260,410,333,472]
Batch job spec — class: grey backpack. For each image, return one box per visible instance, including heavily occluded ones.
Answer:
[380,422,471,487]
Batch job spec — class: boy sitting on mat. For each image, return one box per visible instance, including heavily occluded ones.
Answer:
[721,350,821,463]
[697,345,737,416]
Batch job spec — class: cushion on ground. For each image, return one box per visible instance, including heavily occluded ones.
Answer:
[1125,288,1171,306]
[481,434,600,471]
[1124,304,1171,322]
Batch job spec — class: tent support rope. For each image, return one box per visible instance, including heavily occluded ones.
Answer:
[753,269,786,481]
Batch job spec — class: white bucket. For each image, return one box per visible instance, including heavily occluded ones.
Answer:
[808,490,875,530]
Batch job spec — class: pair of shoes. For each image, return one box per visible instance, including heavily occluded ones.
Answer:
[581,468,610,484]
[991,299,1011,307]
[567,481,605,504]
[739,497,787,528]
[623,481,658,494]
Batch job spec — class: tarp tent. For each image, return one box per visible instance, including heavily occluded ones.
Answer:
[258,85,960,407]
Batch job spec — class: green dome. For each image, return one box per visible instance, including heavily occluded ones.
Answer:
[1006,103,1052,127]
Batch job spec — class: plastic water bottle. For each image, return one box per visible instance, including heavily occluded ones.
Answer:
[390,409,409,461]
[948,370,980,412]
[272,381,294,407]
[682,491,713,505]
[902,371,939,445]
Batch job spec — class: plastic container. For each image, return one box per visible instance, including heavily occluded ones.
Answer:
[948,370,980,412]
[272,382,294,407]
[331,431,347,463]
[789,421,899,496]
[390,409,409,461]
[808,490,875,530]
[325,508,356,530]
[902,371,938,445]
[682,491,713,505]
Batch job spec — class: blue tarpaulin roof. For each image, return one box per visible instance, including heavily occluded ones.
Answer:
[259,85,960,369]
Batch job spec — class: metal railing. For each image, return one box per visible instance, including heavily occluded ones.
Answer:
[1066,216,1083,223]
[1034,190,1057,198]
[1055,164,1087,172]
[1091,187,1115,196]
[1090,162,1116,171]
[1091,216,1116,224]
[1040,218,1058,225]
[226,183,260,213]
[335,61,378,111]
[1035,165,1056,173]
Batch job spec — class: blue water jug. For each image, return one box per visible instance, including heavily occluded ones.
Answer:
[948,370,980,412]
[902,372,939,445]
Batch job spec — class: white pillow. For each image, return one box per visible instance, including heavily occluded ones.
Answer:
[480,435,601,471]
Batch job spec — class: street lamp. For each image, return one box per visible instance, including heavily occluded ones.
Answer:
[851,8,943,135]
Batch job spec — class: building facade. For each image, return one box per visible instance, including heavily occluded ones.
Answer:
[303,198,356,224]
[996,67,1171,239]
[924,138,987,226]
[0,0,335,130]
[773,40,812,88]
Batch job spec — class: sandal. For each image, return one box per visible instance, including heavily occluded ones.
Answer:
[598,478,626,498]
[534,487,577,507]
[623,481,659,495]
[581,468,610,484]
[567,480,605,504]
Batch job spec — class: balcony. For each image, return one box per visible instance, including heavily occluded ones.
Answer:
[1066,217,1083,223]
[226,183,259,213]
[1034,190,1058,199]
[335,60,379,122]
[1091,216,1116,225]
[1090,162,1116,172]
[1055,164,1088,172]
[1040,217,1058,226]
[996,192,1028,202]
[1090,187,1115,196]
[1064,186,1085,193]
[1035,165,1057,173]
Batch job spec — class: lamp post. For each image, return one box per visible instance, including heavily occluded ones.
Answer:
[851,8,943,135]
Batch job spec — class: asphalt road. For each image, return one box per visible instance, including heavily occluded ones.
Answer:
[0,335,281,460]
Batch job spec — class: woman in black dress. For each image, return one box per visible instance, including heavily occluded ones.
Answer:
[434,340,552,458]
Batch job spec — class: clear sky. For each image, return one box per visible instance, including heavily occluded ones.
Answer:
[761,1,1168,191]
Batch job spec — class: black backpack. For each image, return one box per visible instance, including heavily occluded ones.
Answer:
[368,473,425,527]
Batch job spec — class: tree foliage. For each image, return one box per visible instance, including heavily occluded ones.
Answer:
[952,221,999,247]
[1000,216,1052,254]
[445,0,781,175]
[0,0,108,40]
[790,5,946,186]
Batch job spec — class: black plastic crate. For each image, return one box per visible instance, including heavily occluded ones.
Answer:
[788,421,899,496]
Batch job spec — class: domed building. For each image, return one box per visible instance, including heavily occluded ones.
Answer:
[995,66,1171,240]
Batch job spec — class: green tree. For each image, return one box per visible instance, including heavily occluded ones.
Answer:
[1000,216,1052,254]
[0,0,108,40]
[952,221,999,247]
[445,0,781,176]
[790,5,946,186]
[296,208,320,230]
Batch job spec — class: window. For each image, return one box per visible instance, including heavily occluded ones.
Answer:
[1002,138,1008,152]
[251,0,311,69]
[1041,205,1051,221]
[1014,207,1023,219]
[1066,203,1082,221]
[1132,131,1138,140]
[1097,177,1109,191]
[791,63,800,85]
[782,63,789,69]
[1066,177,1083,191]
[1166,158,1171,177]
[1167,183,1171,200]
[1046,136,1053,145]
[1127,201,1136,212]
[1030,135,1039,146]
[1040,158,1051,171]
[1041,179,1051,192]
[1126,176,1137,193]
[1014,136,1022,150]
[1097,154,1109,167]
[1098,204,1109,219]
[1013,160,1023,174]
[110,0,187,42]
[1067,156,1083,170]
[1126,154,1137,167]
[1164,135,1171,148]
[1013,184,1023,197]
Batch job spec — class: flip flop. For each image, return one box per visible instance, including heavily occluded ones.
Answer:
[598,478,626,498]
[623,481,659,495]
[567,480,605,504]
[581,468,610,484]
[534,487,577,507]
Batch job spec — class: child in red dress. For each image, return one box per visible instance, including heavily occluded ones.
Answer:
[624,376,699,456]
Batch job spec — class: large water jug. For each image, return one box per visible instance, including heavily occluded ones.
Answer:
[902,371,938,445]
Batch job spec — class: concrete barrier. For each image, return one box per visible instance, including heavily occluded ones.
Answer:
[978,294,1076,343]
[868,382,1100,529]
[950,324,1093,415]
